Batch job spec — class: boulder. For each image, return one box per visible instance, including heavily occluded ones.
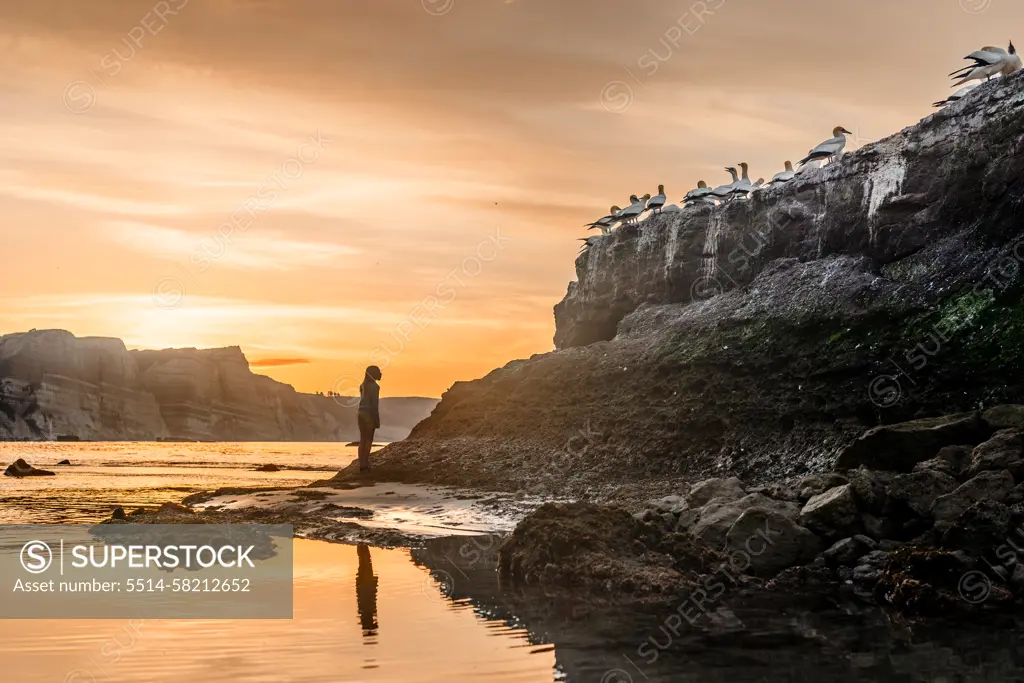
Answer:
[646,495,687,514]
[823,535,879,567]
[691,493,782,549]
[886,470,959,517]
[982,405,1024,431]
[57,459,72,466]
[111,507,127,520]
[255,464,282,472]
[844,467,889,514]
[912,444,973,477]
[795,473,849,503]
[834,412,986,472]
[851,550,890,585]
[861,513,899,541]
[940,500,1012,559]
[966,430,1024,480]
[3,458,56,477]
[724,508,823,576]
[687,477,746,508]
[799,485,859,538]
[931,470,1015,522]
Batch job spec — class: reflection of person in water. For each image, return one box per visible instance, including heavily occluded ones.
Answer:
[355,543,379,636]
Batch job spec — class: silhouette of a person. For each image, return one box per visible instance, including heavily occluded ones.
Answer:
[357,366,382,472]
[355,543,379,637]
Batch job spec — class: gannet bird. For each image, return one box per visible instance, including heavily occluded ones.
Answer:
[578,236,604,253]
[661,204,683,213]
[584,206,623,234]
[752,177,765,189]
[770,161,796,184]
[712,167,740,201]
[950,42,1022,86]
[799,126,852,167]
[684,181,715,205]
[619,193,650,224]
[730,162,755,198]
[647,185,667,214]
[933,84,979,108]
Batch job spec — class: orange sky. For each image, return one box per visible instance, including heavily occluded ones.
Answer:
[1,0,1022,397]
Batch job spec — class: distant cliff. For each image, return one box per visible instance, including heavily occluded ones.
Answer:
[356,72,1024,495]
[0,330,437,442]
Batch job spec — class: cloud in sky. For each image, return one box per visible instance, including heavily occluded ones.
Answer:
[1,0,1021,395]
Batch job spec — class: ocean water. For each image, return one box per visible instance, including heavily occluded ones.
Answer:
[0,442,359,524]
[2,443,1024,682]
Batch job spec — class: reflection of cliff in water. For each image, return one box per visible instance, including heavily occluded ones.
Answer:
[410,535,1024,682]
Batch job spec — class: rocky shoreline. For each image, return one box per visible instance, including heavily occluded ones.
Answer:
[495,406,1024,619]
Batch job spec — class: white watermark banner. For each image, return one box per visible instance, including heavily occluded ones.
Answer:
[0,524,293,618]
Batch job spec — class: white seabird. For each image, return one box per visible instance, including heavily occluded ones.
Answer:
[950,42,1022,86]
[584,205,623,234]
[730,162,755,198]
[573,237,602,253]
[684,180,715,205]
[770,161,796,184]
[619,193,650,224]
[799,126,853,167]
[647,185,667,214]
[712,167,740,201]
[933,84,979,108]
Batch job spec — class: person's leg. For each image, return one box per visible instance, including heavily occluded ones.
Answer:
[358,414,372,472]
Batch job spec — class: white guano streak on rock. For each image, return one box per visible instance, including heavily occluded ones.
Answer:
[866,156,907,241]
[665,218,681,276]
[702,213,723,278]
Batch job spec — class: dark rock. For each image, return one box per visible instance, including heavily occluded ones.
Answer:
[878,540,904,552]
[834,412,985,473]
[111,507,127,520]
[931,470,1015,522]
[795,473,849,503]
[982,405,1024,431]
[687,477,746,508]
[498,502,722,593]
[1006,483,1024,506]
[646,495,687,514]
[941,500,1011,559]
[56,459,72,466]
[887,470,959,517]
[255,464,282,472]
[844,467,888,514]
[799,485,859,538]
[3,458,56,477]
[691,493,784,549]
[823,536,877,567]
[675,509,700,532]
[966,429,1024,480]
[861,513,899,541]
[723,508,822,576]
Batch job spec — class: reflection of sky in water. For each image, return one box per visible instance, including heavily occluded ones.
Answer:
[0,442,363,524]
[0,540,556,682]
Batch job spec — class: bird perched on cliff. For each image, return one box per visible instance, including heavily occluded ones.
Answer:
[730,163,755,198]
[770,161,796,184]
[684,181,715,205]
[950,42,1022,86]
[712,168,740,202]
[799,127,852,167]
[661,204,683,214]
[647,185,667,214]
[584,206,623,234]
[577,236,604,253]
[619,194,651,224]
[933,84,978,108]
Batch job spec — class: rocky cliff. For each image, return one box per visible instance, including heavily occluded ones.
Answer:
[357,72,1024,496]
[0,330,437,442]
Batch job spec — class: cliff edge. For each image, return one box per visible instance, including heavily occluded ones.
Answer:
[0,330,437,442]
[355,72,1024,497]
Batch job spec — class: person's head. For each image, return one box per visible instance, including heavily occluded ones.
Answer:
[364,365,382,382]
